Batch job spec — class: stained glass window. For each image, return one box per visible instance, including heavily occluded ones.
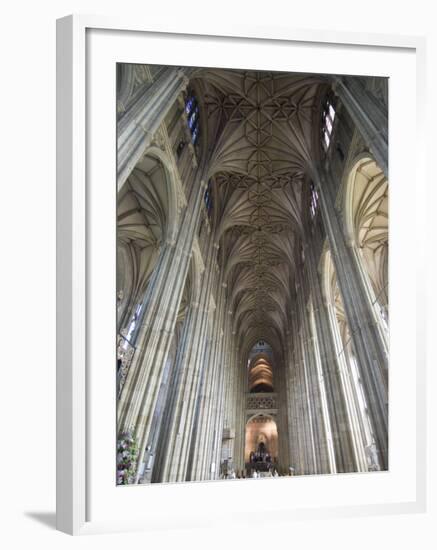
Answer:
[185,93,200,145]
[185,97,194,115]
[321,95,336,152]
[309,181,319,219]
[191,127,198,144]
[204,180,213,216]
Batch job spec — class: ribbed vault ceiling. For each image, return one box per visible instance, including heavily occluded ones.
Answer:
[196,69,323,351]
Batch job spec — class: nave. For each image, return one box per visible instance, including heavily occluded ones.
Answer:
[116,65,388,484]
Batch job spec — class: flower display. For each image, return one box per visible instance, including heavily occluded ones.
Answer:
[116,431,139,485]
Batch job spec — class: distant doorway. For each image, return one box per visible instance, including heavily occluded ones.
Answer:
[244,415,278,473]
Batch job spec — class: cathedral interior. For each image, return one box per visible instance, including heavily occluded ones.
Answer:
[115,64,389,484]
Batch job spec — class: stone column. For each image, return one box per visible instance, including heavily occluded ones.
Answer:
[117,172,207,481]
[185,331,214,481]
[283,335,300,473]
[286,312,300,473]
[184,334,211,480]
[210,354,227,479]
[276,353,290,473]
[334,76,388,176]
[313,166,389,470]
[209,304,233,480]
[296,348,314,474]
[295,259,332,474]
[231,345,246,474]
[155,240,218,483]
[205,284,228,480]
[117,67,190,188]
[304,233,358,473]
[188,275,227,481]
[205,310,234,479]
[290,367,304,474]
[210,300,233,479]
[289,305,312,474]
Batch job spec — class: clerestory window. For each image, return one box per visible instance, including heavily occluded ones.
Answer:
[310,181,319,219]
[321,95,336,151]
[204,179,213,217]
[185,93,200,145]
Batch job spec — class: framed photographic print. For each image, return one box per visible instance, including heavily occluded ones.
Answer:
[56,15,427,535]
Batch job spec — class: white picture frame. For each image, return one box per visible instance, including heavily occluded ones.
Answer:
[56,14,427,535]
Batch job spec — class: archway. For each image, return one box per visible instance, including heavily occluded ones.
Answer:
[344,157,388,332]
[322,249,381,472]
[116,153,174,394]
[244,415,278,471]
[117,150,180,334]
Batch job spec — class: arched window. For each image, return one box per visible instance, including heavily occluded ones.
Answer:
[204,179,213,217]
[123,303,143,347]
[309,181,319,219]
[185,92,200,145]
[321,94,336,151]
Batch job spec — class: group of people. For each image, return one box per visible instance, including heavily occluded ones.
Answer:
[220,466,296,479]
[250,469,279,478]
[220,468,281,479]
[249,450,272,464]
[221,469,246,479]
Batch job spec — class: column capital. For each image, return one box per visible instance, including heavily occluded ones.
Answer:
[345,236,356,249]
[177,69,190,88]
[330,75,342,93]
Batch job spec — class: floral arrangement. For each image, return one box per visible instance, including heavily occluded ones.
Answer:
[116,430,139,485]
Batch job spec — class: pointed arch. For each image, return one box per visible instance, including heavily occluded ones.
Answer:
[344,155,389,340]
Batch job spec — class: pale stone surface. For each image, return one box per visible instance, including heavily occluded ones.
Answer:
[116,66,389,483]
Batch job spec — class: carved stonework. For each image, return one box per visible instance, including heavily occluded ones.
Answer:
[202,71,317,339]
[117,333,135,396]
[151,127,167,151]
[246,393,277,411]
[367,77,388,110]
